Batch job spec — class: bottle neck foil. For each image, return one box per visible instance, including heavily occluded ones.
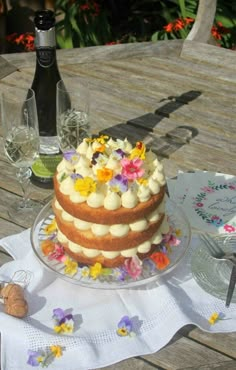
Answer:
[35,27,56,48]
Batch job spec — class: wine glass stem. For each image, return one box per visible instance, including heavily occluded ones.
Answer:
[16,167,32,208]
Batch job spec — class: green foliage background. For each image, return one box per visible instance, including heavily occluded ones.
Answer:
[55,0,236,49]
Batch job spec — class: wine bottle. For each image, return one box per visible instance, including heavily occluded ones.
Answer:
[31,9,62,188]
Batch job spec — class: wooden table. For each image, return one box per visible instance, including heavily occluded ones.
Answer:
[0,39,236,369]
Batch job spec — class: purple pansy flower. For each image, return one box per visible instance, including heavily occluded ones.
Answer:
[27,350,42,366]
[109,174,128,193]
[71,173,83,180]
[117,316,133,336]
[91,151,101,165]
[112,267,128,281]
[53,308,73,325]
[63,149,80,165]
[113,148,125,160]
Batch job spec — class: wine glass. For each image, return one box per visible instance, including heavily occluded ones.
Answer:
[56,77,90,152]
[1,86,41,222]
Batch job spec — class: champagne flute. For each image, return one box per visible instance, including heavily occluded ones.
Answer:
[56,77,90,152]
[1,87,41,222]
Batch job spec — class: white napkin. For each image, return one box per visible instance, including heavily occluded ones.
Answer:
[0,230,236,370]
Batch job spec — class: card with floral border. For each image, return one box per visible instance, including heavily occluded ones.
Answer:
[180,172,236,234]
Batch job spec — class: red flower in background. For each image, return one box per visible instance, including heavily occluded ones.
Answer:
[6,32,35,51]
[164,17,194,33]
[79,1,100,16]
[211,22,231,41]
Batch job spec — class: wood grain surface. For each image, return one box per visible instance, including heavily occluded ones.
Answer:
[0,38,236,369]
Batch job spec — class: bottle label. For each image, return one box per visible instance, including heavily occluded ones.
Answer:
[32,154,62,179]
[36,47,55,68]
[40,136,60,155]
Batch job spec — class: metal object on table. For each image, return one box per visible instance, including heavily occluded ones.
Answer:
[226,266,236,308]
[200,234,236,307]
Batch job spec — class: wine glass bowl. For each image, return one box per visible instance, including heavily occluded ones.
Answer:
[56,77,90,152]
[1,86,41,222]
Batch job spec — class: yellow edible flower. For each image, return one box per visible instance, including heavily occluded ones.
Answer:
[74,176,96,196]
[129,141,146,160]
[175,228,182,237]
[50,345,63,358]
[54,323,74,334]
[208,312,219,325]
[90,262,102,279]
[64,257,78,276]
[44,218,57,234]
[97,167,114,182]
[96,135,109,144]
[137,178,148,186]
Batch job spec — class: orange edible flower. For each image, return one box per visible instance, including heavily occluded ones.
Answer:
[41,240,55,256]
[150,251,170,270]
[97,167,113,182]
[96,144,106,153]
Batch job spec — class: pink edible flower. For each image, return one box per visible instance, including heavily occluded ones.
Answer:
[121,157,145,181]
[124,256,142,279]
[48,243,67,262]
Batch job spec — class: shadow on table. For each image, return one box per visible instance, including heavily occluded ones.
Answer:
[100,90,201,158]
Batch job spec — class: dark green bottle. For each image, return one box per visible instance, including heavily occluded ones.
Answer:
[31,9,62,188]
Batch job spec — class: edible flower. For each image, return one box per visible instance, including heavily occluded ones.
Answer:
[121,157,145,181]
[117,316,135,337]
[109,174,128,193]
[95,135,109,144]
[208,312,228,325]
[89,262,103,279]
[91,151,107,166]
[27,345,63,367]
[74,176,96,196]
[150,251,170,270]
[96,144,106,153]
[112,267,128,281]
[44,218,57,235]
[63,149,80,165]
[137,178,148,186]
[124,256,142,279]
[41,239,55,256]
[53,308,74,334]
[81,266,90,277]
[64,257,78,276]
[97,167,114,182]
[48,244,66,263]
[163,228,181,247]
[112,148,125,160]
[129,141,146,160]
[71,173,83,181]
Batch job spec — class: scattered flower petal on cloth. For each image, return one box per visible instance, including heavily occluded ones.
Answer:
[117,316,136,337]
[208,312,227,325]
[27,345,64,367]
[53,308,74,334]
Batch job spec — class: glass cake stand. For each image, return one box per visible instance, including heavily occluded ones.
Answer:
[30,198,191,289]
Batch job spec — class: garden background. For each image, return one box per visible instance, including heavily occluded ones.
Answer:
[0,0,236,53]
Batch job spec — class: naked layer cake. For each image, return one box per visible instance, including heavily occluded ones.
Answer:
[53,136,170,267]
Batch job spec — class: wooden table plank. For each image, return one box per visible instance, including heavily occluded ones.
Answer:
[0,39,236,369]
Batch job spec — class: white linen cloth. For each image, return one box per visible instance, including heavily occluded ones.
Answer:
[0,229,236,370]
